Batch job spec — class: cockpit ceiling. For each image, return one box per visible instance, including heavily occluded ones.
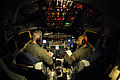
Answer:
[1,0,101,26]
[0,0,120,38]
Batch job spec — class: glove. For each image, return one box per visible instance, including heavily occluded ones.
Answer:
[80,60,90,67]
[73,60,90,72]
[65,50,72,57]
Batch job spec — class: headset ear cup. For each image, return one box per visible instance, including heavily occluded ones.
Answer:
[36,37,41,45]
[84,36,88,42]
[82,39,86,45]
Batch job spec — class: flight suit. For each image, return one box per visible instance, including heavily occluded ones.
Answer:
[64,45,92,65]
[24,42,53,65]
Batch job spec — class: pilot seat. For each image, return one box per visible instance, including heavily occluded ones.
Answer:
[15,52,47,80]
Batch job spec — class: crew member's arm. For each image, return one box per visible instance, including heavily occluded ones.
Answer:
[63,50,80,65]
[32,47,53,65]
[24,44,53,65]
[64,53,72,65]
[73,47,92,60]
[45,51,52,57]
[41,50,53,65]
[70,49,81,62]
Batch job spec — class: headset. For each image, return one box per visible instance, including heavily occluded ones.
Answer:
[31,30,42,44]
[81,35,88,45]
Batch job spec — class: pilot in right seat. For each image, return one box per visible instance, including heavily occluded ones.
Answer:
[61,35,93,80]
[23,30,53,65]
[63,35,92,66]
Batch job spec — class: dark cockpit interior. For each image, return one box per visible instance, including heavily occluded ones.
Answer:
[0,0,120,80]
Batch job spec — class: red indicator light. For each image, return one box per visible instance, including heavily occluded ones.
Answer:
[75,3,82,8]
[50,7,52,10]
[69,17,75,21]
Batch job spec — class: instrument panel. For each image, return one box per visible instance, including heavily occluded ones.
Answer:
[40,32,77,80]
[41,32,77,52]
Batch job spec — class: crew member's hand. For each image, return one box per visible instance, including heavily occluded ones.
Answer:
[71,56,76,61]
[49,51,54,57]
[74,59,90,72]
[80,60,90,67]
[45,51,53,57]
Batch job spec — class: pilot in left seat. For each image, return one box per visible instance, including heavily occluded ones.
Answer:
[22,30,53,66]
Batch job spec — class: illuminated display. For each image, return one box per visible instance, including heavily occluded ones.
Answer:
[60,46,64,49]
[50,45,63,49]
[43,40,47,43]
[65,23,70,25]
[68,43,70,47]
[43,44,46,47]
[68,39,71,42]
[51,46,55,49]
[55,46,59,50]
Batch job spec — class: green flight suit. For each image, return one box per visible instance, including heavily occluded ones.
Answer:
[64,45,92,65]
[24,42,53,65]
